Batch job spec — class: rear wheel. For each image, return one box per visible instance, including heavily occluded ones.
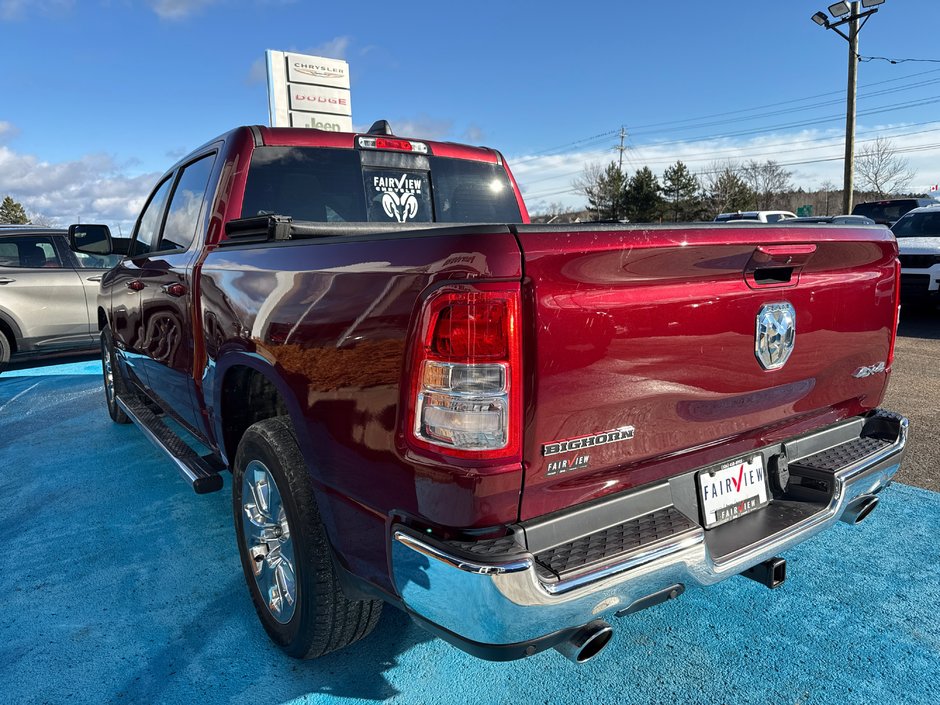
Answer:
[101,326,130,424]
[0,331,10,372]
[233,417,382,658]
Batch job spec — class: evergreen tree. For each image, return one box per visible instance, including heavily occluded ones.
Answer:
[662,161,701,222]
[623,167,664,223]
[705,164,754,218]
[0,196,30,225]
[576,162,627,221]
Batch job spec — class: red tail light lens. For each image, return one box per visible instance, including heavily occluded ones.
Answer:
[430,295,510,360]
[409,285,521,460]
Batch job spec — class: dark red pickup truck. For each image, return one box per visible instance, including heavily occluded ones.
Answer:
[69,123,908,664]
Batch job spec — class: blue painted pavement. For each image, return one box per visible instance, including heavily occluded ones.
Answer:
[1,361,938,705]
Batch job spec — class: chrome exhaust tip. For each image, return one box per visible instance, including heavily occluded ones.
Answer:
[840,494,879,525]
[554,620,614,664]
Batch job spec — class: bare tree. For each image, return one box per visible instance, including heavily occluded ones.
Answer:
[573,161,626,221]
[855,137,915,198]
[702,160,753,217]
[818,180,840,216]
[741,160,793,210]
[28,212,56,227]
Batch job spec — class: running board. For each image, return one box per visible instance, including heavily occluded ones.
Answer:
[116,392,224,494]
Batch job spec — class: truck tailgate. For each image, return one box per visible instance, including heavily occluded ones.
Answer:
[514,223,898,521]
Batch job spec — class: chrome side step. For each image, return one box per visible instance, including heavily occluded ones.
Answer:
[116,392,224,494]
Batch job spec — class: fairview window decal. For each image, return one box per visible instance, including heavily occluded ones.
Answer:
[364,169,432,224]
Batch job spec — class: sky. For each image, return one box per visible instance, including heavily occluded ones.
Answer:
[1,0,940,227]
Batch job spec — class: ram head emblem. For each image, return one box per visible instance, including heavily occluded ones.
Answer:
[381,191,419,223]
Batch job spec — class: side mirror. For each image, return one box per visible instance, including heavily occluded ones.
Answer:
[68,224,113,255]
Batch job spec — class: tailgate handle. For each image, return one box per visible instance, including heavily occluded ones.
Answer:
[745,244,816,289]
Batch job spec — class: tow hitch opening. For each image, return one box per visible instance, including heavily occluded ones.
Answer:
[741,556,787,589]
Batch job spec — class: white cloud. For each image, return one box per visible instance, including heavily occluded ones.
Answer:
[0,121,18,142]
[247,57,267,85]
[0,145,159,228]
[463,124,486,144]
[385,115,453,141]
[0,0,72,20]
[149,0,217,20]
[307,36,350,60]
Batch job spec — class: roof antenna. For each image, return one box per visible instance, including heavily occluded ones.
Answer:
[368,120,393,135]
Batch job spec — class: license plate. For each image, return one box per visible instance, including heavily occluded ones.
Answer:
[698,454,769,528]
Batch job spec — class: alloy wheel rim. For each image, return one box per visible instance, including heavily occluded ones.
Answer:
[101,338,115,407]
[241,460,297,624]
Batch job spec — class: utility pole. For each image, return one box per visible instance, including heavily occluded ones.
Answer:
[843,3,860,214]
[612,126,628,221]
[616,126,627,176]
[811,1,884,214]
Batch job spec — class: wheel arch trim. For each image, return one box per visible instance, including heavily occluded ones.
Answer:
[210,351,310,469]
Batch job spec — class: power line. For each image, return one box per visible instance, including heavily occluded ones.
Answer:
[859,55,940,65]
[510,68,940,163]
[628,78,940,138]
[517,119,940,189]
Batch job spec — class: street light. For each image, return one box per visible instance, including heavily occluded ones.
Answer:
[828,1,851,17]
[811,1,884,214]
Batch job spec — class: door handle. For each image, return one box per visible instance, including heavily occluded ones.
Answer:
[0,277,15,284]
[744,244,817,289]
[87,275,103,282]
[126,280,145,291]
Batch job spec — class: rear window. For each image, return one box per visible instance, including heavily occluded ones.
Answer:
[891,211,940,238]
[852,200,920,224]
[241,146,522,225]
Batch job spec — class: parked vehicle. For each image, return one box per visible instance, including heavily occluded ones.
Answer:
[70,124,908,664]
[852,197,935,226]
[890,203,940,304]
[0,226,122,369]
[787,215,876,225]
[713,210,796,223]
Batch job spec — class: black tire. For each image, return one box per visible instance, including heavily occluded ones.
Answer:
[100,326,130,424]
[0,330,10,372]
[233,417,382,659]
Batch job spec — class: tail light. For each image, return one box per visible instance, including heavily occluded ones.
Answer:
[887,257,901,368]
[409,284,521,460]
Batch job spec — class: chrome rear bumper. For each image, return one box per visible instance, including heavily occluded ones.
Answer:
[391,412,908,651]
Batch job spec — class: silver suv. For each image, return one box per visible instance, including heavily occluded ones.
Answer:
[0,227,123,369]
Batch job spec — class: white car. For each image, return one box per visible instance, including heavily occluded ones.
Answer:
[713,210,797,223]
[890,204,940,304]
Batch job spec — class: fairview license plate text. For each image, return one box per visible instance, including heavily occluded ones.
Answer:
[698,455,769,528]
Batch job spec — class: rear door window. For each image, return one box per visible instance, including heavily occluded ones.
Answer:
[0,236,64,268]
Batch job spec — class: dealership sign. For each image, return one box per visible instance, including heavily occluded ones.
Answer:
[266,50,353,132]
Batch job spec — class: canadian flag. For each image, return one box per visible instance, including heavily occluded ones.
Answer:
[931,184,939,192]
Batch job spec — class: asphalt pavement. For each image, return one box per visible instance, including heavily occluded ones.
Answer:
[1,328,938,705]
[885,305,940,492]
